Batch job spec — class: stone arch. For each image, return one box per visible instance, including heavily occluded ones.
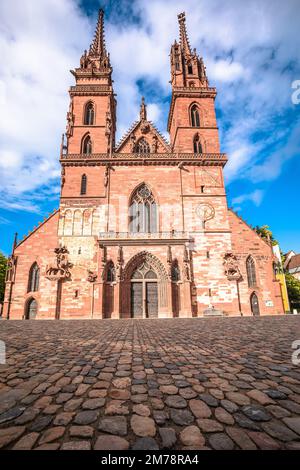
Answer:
[63,209,73,235]
[24,297,38,320]
[121,251,168,316]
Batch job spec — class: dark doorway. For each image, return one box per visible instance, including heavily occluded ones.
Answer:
[250,292,260,316]
[25,298,38,319]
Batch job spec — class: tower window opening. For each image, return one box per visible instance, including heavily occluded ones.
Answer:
[84,102,95,125]
[82,135,92,155]
[81,174,87,195]
[193,134,202,153]
[191,104,200,127]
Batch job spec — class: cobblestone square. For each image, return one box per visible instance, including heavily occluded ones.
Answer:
[0,316,300,450]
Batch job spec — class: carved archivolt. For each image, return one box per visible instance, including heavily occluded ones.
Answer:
[123,251,168,282]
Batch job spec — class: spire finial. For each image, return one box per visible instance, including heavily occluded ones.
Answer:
[177,12,191,55]
[140,96,147,120]
[90,9,106,57]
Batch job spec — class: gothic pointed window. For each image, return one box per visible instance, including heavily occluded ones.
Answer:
[129,184,157,233]
[28,263,40,293]
[84,102,95,125]
[81,174,87,195]
[107,262,115,282]
[190,104,200,127]
[134,137,150,154]
[188,64,193,74]
[246,256,257,288]
[82,135,92,154]
[171,260,181,282]
[193,134,202,153]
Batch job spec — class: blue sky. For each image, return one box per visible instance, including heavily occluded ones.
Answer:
[0,0,300,255]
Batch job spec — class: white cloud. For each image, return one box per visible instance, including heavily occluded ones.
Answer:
[232,189,265,208]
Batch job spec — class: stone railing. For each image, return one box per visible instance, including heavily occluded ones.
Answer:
[98,231,192,240]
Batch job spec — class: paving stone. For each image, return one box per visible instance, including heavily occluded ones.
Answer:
[189,399,212,418]
[131,415,156,437]
[0,406,26,424]
[197,418,223,433]
[153,410,168,425]
[214,407,235,425]
[208,432,235,450]
[39,426,65,445]
[14,407,39,424]
[159,427,177,448]
[247,389,275,405]
[94,435,129,450]
[265,389,287,400]
[82,398,105,410]
[247,431,282,450]
[69,425,94,438]
[180,425,205,447]
[220,399,238,413]
[74,410,99,425]
[261,421,298,442]
[199,393,219,407]
[61,441,91,450]
[53,412,74,426]
[0,426,25,449]
[266,405,291,419]
[226,427,257,450]
[159,385,178,395]
[132,437,159,450]
[64,398,83,411]
[282,417,300,435]
[133,404,151,416]
[233,413,261,431]
[13,432,39,450]
[28,415,53,432]
[105,400,129,415]
[226,392,250,406]
[242,405,272,422]
[98,416,127,436]
[165,395,187,409]
[170,408,194,425]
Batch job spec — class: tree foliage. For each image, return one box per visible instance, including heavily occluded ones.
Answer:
[0,251,7,303]
[254,225,278,246]
[285,272,300,309]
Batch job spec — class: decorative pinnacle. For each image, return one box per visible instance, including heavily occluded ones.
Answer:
[140,96,147,120]
[89,9,107,59]
[177,12,191,55]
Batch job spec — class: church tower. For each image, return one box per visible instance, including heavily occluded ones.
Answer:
[168,12,220,154]
[61,9,116,199]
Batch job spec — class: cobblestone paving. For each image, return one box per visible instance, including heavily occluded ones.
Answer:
[0,316,300,450]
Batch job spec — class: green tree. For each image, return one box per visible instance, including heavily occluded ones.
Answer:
[285,272,300,309]
[0,251,7,302]
[255,225,278,246]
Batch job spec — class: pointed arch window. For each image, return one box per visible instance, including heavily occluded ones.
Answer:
[129,184,157,233]
[134,137,150,154]
[246,256,257,288]
[80,174,87,195]
[193,134,202,153]
[28,263,40,293]
[171,260,181,282]
[187,64,193,75]
[84,102,95,125]
[82,135,92,154]
[190,104,200,127]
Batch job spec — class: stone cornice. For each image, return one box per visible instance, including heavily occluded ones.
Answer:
[69,84,113,97]
[60,152,227,167]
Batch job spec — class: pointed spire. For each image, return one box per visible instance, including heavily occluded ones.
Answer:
[12,232,18,253]
[177,12,191,55]
[90,9,106,57]
[140,96,147,120]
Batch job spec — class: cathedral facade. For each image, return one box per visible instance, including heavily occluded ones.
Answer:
[3,10,285,320]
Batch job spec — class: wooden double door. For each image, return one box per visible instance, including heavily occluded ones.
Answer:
[131,281,158,318]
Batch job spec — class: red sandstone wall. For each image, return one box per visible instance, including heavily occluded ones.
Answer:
[228,210,284,316]
[6,212,59,319]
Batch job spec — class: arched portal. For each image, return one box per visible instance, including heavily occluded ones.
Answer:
[250,292,260,316]
[122,251,168,318]
[25,298,38,319]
